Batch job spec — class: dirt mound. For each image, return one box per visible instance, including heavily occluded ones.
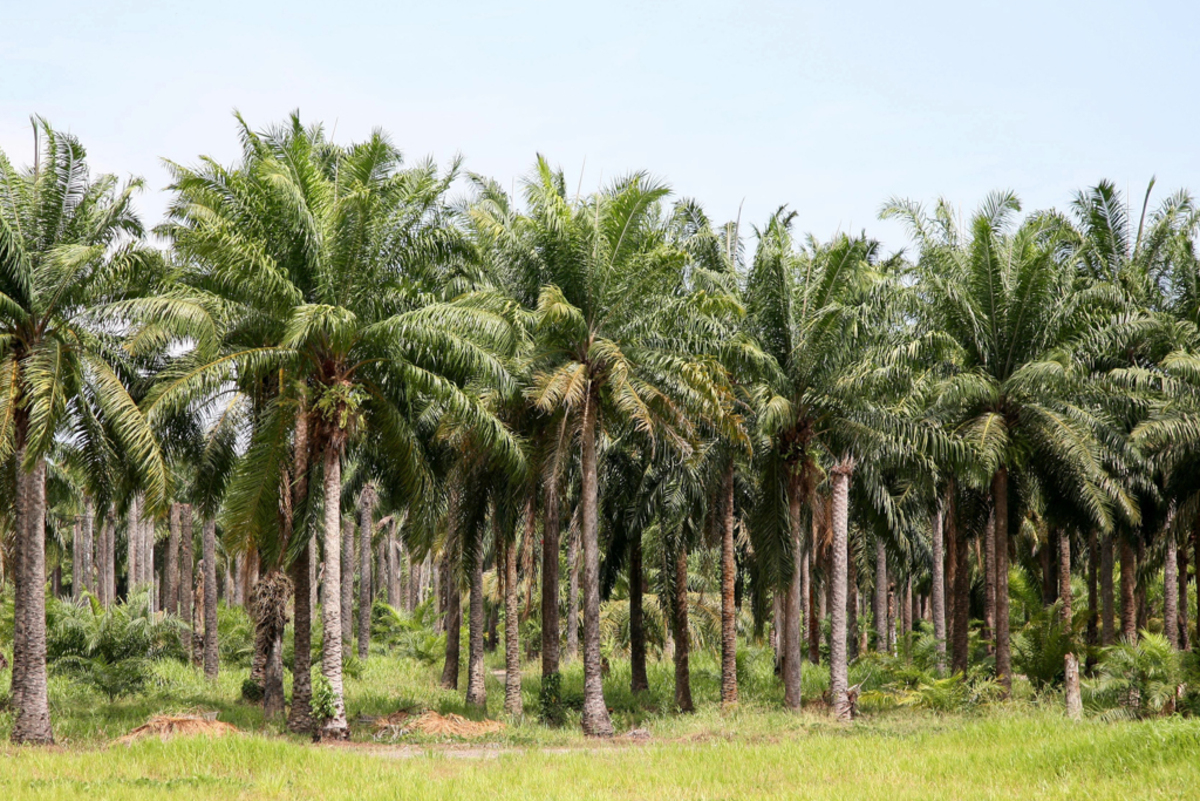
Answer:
[374,711,506,738]
[115,714,240,745]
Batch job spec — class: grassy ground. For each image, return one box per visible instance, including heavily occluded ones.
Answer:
[3,645,1200,798]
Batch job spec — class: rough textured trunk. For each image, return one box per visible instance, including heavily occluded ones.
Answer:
[719,459,738,706]
[630,532,648,693]
[566,521,579,662]
[439,548,461,690]
[874,536,888,653]
[521,491,538,626]
[901,578,913,654]
[1165,530,1179,650]
[12,446,54,744]
[1179,537,1190,651]
[1101,534,1115,645]
[579,390,613,736]
[167,503,181,614]
[71,519,83,601]
[180,504,194,652]
[319,444,349,739]
[993,468,1011,697]
[127,494,140,596]
[341,517,354,649]
[465,538,486,709]
[1119,537,1137,643]
[950,493,970,676]
[287,541,312,733]
[376,540,387,603]
[1064,653,1083,720]
[201,520,219,680]
[254,569,291,719]
[503,536,523,716]
[848,538,859,661]
[830,461,853,721]
[931,501,947,674]
[82,500,94,596]
[358,484,375,660]
[1042,530,1057,606]
[1087,530,1099,649]
[672,542,693,712]
[1059,529,1072,625]
[983,510,996,650]
[1136,539,1148,632]
[782,479,803,709]
[541,471,561,680]
[387,522,400,609]
[807,540,819,664]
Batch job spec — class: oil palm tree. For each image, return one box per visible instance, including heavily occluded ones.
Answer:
[154,113,519,737]
[0,119,168,744]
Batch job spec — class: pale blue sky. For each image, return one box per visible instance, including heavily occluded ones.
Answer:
[2,0,1196,253]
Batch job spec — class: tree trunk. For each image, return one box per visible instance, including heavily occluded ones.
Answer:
[439,547,461,690]
[1119,537,1137,643]
[387,521,400,609]
[983,509,996,651]
[180,504,194,653]
[949,492,970,676]
[848,536,860,662]
[901,577,913,656]
[1165,528,1179,650]
[358,484,375,660]
[782,478,803,709]
[874,535,888,653]
[1179,535,1190,651]
[1101,534,1115,645]
[931,500,947,675]
[719,459,738,706]
[319,444,349,739]
[167,503,181,614]
[993,468,1011,696]
[503,535,523,716]
[255,569,290,719]
[807,538,819,664]
[82,500,95,596]
[566,520,579,662]
[1064,652,1082,720]
[203,520,219,680]
[11,442,54,744]
[1042,529,1057,606]
[71,518,83,601]
[630,531,648,693]
[670,541,693,713]
[287,540,312,733]
[579,390,613,736]
[465,534,487,709]
[830,461,853,721]
[521,490,538,626]
[541,469,561,680]
[127,494,140,597]
[1087,530,1099,649]
[341,517,354,649]
[1059,529,1072,626]
[99,512,114,607]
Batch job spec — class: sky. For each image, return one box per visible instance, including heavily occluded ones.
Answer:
[2,0,1198,255]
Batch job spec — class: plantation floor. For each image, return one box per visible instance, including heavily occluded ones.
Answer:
[3,714,1199,800]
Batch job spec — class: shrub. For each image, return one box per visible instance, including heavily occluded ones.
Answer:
[1013,601,1075,689]
[538,671,565,725]
[1087,632,1181,719]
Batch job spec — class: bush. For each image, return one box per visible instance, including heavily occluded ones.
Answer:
[369,599,444,664]
[538,670,565,725]
[46,590,186,701]
[1013,601,1075,689]
[1087,632,1181,719]
[218,602,255,668]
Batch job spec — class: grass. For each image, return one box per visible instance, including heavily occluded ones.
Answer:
[3,643,1200,798]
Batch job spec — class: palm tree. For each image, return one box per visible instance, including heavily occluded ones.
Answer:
[0,119,168,744]
[155,114,517,737]
[884,191,1132,695]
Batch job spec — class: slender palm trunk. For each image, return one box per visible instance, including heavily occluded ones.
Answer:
[202,520,219,680]
[1165,529,1179,650]
[782,479,803,709]
[257,568,290,719]
[340,517,354,649]
[993,468,1011,697]
[521,491,538,626]
[1087,531,1099,649]
[439,547,461,690]
[630,532,648,693]
[287,405,313,734]
[319,443,349,739]
[1119,537,1137,643]
[848,537,859,661]
[830,461,853,721]
[1178,537,1190,651]
[358,484,375,660]
[949,493,970,676]
[465,534,486,709]
[12,432,54,744]
[167,503,181,614]
[82,500,94,597]
[931,500,946,675]
[1101,534,1115,645]
[672,542,694,712]
[541,470,561,680]
[807,534,820,664]
[719,459,738,706]
[503,536,523,716]
[983,510,996,650]
[387,522,400,608]
[874,536,888,653]
[579,389,613,736]
[71,518,83,601]
[180,504,194,654]
[127,494,140,597]
[1059,530,1072,625]
[566,521,579,661]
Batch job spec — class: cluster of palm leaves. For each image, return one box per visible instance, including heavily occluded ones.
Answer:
[4,113,1200,745]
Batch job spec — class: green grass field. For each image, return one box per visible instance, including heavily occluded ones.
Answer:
[3,645,1200,799]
